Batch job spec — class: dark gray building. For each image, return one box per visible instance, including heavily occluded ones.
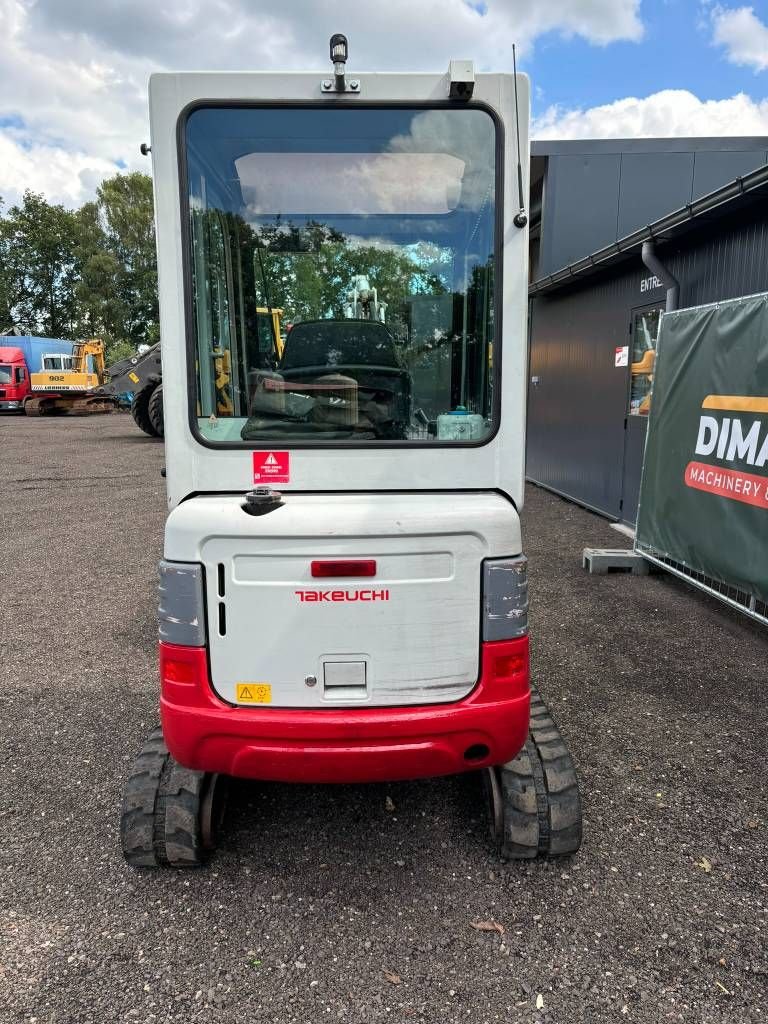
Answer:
[527,138,768,523]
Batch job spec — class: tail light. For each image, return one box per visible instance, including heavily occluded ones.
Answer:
[482,555,528,640]
[158,560,206,646]
[160,642,209,687]
[481,557,529,696]
[481,637,529,696]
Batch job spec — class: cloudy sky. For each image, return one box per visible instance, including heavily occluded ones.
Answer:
[1,0,768,208]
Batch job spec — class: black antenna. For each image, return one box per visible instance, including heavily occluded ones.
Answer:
[511,44,528,229]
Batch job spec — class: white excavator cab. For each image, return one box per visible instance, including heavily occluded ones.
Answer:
[120,43,581,868]
[150,56,529,501]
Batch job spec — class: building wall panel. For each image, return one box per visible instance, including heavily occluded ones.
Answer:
[617,152,695,237]
[527,204,768,522]
[527,270,636,518]
[691,150,767,200]
[535,139,767,279]
[540,154,622,274]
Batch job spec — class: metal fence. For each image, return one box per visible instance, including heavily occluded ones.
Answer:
[638,548,768,627]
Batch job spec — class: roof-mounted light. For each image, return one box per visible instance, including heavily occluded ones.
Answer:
[330,33,348,67]
[322,33,359,94]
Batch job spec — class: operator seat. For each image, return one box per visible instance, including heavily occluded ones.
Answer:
[243,319,412,440]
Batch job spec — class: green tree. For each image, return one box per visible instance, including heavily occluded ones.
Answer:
[0,191,83,336]
[74,200,121,343]
[0,174,159,365]
[254,220,446,329]
[76,172,158,359]
[0,196,11,332]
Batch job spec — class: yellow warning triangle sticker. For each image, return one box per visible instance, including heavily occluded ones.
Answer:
[236,681,271,703]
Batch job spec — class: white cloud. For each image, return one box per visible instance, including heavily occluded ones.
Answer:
[26,1,644,72]
[533,88,768,139]
[0,131,118,208]
[0,0,643,206]
[712,5,768,72]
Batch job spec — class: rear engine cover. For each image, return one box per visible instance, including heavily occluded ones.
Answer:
[164,492,521,708]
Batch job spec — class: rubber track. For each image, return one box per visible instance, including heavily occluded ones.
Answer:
[120,727,207,868]
[498,685,582,859]
[120,727,168,867]
[158,761,205,866]
[148,384,164,438]
[131,381,159,438]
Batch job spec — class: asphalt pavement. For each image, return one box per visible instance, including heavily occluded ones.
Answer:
[0,414,766,1023]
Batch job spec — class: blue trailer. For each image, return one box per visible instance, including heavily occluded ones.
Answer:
[8,336,75,372]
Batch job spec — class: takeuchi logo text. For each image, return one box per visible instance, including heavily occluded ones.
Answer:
[686,395,768,509]
[295,589,390,602]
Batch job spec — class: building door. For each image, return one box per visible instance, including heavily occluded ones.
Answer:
[621,303,664,523]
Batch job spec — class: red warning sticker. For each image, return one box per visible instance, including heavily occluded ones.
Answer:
[253,450,290,484]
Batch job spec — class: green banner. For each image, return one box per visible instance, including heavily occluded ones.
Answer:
[635,292,768,607]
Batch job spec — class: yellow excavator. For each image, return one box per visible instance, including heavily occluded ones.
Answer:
[130,307,284,438]
[26,339,116,416]
[630,348,655,416]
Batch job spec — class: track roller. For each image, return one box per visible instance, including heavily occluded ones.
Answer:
[485,685,582,859]
[120,726,227,868]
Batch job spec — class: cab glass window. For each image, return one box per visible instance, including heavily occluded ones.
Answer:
[629,307,662,416]
[184,106,498,444]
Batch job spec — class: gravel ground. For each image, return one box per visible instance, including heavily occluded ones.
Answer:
[0,414,766,1024]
